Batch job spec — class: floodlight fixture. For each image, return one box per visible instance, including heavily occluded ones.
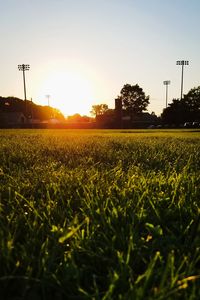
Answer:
[163,80,171,108]
[18,64,30,71]
[176,60,189,66]
[176,60,189,100]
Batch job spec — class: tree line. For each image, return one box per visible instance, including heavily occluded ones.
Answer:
[161,86,200,125]
[91,84,200,127]
[1,83,200,127]
[0,96,64,121]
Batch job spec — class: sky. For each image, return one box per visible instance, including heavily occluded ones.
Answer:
[1,0,200,116]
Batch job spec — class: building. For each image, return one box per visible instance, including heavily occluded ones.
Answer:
[0,112,27,127]
[114,98,158,128]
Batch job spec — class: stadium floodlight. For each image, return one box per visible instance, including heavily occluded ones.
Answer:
[176,60,189,100]
[18,64,30,102]
[163,80,171,108]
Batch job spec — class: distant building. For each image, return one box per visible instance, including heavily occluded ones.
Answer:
[114,98,158,128]
[0,112,27,127]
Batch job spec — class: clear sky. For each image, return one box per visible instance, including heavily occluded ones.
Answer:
[1,0,200,116]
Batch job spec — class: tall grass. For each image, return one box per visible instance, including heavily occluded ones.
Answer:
[0,129,200,299]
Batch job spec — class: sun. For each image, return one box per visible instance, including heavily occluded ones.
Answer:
[35,70,95,116]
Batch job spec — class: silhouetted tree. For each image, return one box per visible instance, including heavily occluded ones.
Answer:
[0,96,64,120]
[161,99,188,124]
[117,84,150,114]
[184,86,200,120]
[90,104,109,117]
[161,86,200,125]
[0,97,25,112]
[67,114,91,122]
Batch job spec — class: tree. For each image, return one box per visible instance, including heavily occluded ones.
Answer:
[0,96,64,120]
[117,84,149,114]
[161,98,188,124]
[161,86,200,125]
[90,104,109,117]
[67,114,91,123]
[184,86,200,119]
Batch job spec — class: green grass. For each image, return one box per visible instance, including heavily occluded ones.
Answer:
[0,129,200,299]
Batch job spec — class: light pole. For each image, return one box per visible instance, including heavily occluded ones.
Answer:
[18,64,30,101]
[46,94,51,106]
[176,60,189,100]
[163,80,170,108]
[18,64,30,115]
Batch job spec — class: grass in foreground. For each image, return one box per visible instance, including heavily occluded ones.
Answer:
[0,129,200,299]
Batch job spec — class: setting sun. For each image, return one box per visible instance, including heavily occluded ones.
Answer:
[35,70,95,116]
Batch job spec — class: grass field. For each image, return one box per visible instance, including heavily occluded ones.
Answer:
[0,129,200,299]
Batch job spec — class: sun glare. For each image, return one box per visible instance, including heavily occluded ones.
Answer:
[35,70,95,116]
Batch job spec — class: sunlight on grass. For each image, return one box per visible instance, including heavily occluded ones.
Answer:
[0,129,200,299]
